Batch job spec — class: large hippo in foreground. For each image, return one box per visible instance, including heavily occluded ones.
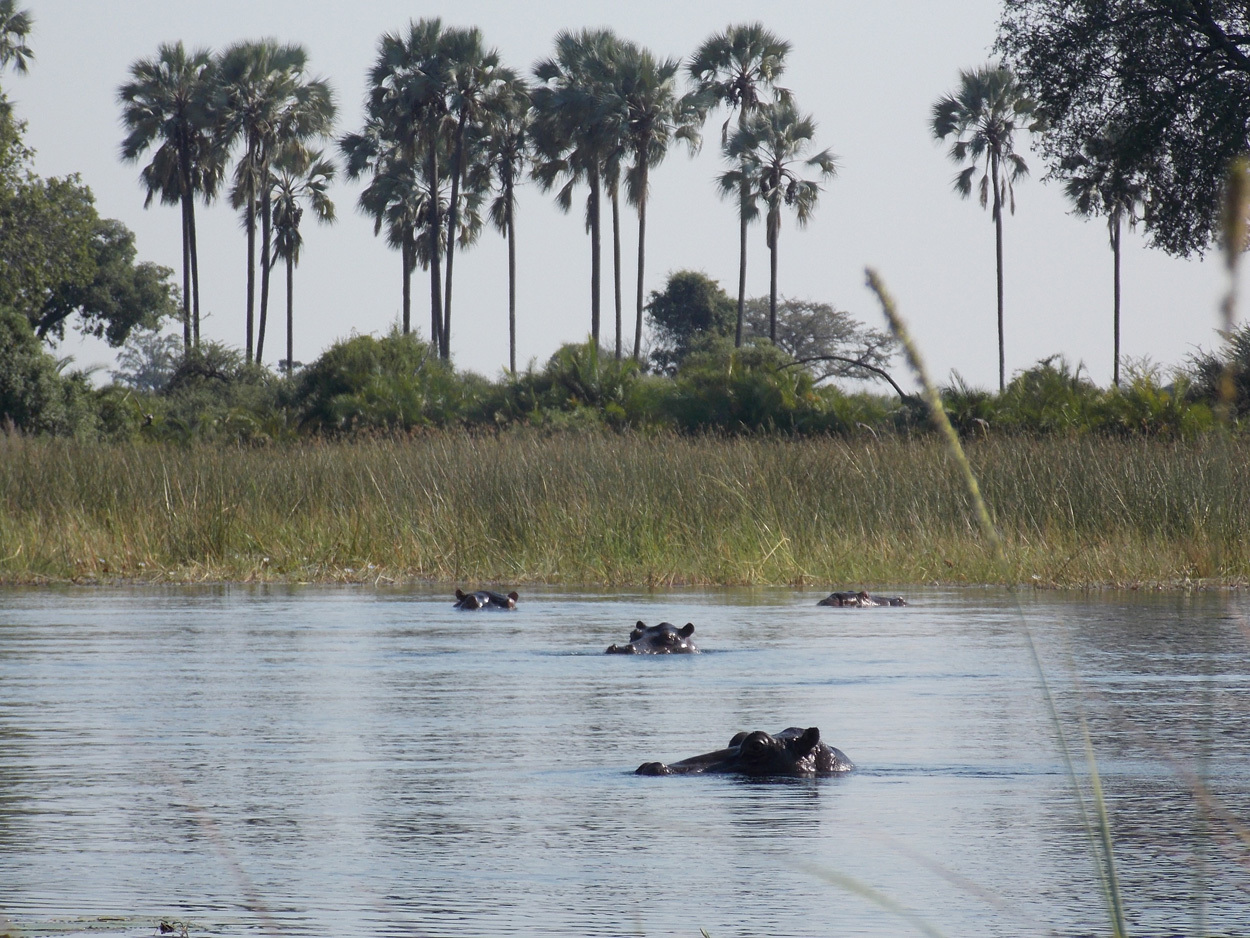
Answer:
[636,726,853,777]
[453,589,519,610]
[818,590,906,607]
[606,621,698,654]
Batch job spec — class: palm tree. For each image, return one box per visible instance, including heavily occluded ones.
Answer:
[479,74,530,375]
[932,64,1042,392]
[688,23,791,346]
[269,147,335,374]
[1061,130,1147,387]
[118,42,223,351]
[440,27,513,361]
[613,43,702,361]
[0,0,32,76]
[218,40,335,364]
[531,28,623,357]
[720,100,837,343]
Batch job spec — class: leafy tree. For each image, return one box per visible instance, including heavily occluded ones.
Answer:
[720,99,837,345]
[1,108,174,348]
[645,269,735,374]
[0,0,32,77]
[118,42,224,349]
[931,64,1041,392]
[531,28,624,356]
[218,40,335,364]
[1186,321,1250,417]
[742,296,898,391]
[111,325,183,393]
[35,217,178,346]
[997,0,1250,257]
[688,23,791,346]
[269,147,335,374]
[1060,129,1148,388]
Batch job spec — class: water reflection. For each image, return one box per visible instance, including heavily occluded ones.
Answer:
[0,586,1246,937]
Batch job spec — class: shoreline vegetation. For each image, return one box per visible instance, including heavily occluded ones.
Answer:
[2,432,1248,590]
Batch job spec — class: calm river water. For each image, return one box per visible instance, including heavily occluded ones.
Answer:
[0,586,1247,938]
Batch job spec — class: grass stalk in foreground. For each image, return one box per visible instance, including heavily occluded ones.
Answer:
[866,267,1129,938]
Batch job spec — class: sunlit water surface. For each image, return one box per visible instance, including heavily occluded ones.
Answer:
[1,586,1247,937]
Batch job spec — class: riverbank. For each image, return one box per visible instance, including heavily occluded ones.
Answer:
[2,432,1247,589]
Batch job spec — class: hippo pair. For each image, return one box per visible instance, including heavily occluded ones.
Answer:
[818,590,907,607]
[636,726,854,777]
[453,589,519,610]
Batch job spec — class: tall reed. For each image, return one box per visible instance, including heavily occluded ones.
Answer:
[1,431,1248,586]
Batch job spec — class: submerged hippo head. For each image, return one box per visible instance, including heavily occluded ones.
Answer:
[606,621,698,654]
[817,590,907,607]
[453,589,519,610]
[635,726,853,777]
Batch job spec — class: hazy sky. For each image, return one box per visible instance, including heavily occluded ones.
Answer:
[8,0,1244,390]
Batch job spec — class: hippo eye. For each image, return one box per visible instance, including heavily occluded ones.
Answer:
[629,629,644,641]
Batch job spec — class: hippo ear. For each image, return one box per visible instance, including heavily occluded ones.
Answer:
[455,589,465,600]
[679,623,694,637]
[728,731,748,748]
[794,727,821,757]
[508,591,519,601]
[636,620,646,628]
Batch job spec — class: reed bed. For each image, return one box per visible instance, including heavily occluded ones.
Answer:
[1,431,1247,587]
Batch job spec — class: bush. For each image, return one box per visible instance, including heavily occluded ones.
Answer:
[0,305,99,436]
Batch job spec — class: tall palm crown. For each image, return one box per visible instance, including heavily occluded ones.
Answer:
[719,99,837,342]
[531,27,625,355]
[0,0,32,76]
[218,39,335,364]
[1061,129,1148,387]
[611,43,702,361]
[932,64,1042,391]
[687,22,791,346]
[118,42,223,350]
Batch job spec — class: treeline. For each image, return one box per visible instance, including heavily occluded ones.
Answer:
[6,314,1249,444]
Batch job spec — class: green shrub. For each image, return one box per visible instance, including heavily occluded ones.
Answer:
[0,305,99,436]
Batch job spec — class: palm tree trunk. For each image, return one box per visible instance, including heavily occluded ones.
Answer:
[634,176,648,361]
[589,164,601,356]
[769,220,779,344]
[1112,211,1121,388]
[189,198,201,346]
[992,155,1005,392]
[285,252,294,375]
[257,182,273,364]
[180,190,192,352]
[612,187,622,360]
[507,204,517,376]
[736,181,749,348]
[245,196,256,361]
[401,233,413,336]
[428,147,446,359]
[443,115,467,361]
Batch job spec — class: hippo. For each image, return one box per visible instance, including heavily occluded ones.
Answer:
[606,621,698,655]
[453,588,519,610]
[817,590,907,607]
[636,726,853,777]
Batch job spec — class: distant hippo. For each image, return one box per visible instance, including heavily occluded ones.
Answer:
[606,621,698,655]
[453,588,519,610]
[818,590,907,607]
[636,726,853,777]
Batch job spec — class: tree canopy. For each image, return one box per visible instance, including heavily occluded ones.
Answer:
[997,0,1250,257]
[644,269,735,373]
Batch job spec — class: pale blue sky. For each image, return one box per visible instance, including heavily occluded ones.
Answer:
[10,0,1241,389]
